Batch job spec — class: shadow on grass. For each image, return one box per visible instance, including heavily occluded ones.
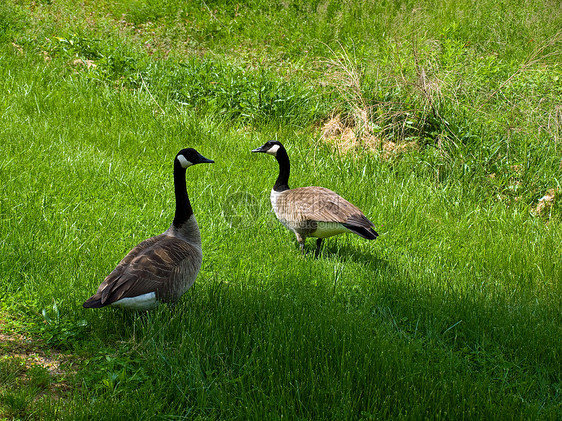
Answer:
[73,239,561,420]
[320,240,385,266]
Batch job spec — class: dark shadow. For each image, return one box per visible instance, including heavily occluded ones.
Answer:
[297,236,387,270]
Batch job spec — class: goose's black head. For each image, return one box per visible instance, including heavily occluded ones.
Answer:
[175,148,214,169]
[251,141,284,157]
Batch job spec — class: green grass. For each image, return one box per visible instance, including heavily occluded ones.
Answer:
[1,0,562,419]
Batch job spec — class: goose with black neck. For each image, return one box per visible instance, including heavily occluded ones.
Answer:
[252,141,378,257]
[83,148,214,310]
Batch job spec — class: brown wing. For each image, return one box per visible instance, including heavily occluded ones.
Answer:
[275,187,378,240]
[276,187,365,223]
[83,234,201,308]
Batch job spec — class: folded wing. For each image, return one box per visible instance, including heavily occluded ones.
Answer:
[83,235,201,308]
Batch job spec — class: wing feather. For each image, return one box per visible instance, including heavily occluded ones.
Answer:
[276,187,365,224]
[83,234,201,308]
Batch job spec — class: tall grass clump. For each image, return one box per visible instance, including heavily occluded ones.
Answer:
[319,28,562,210]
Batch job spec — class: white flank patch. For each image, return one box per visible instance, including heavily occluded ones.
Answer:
[111,292,158,311]
[313,222,349,238]
[177,155,193,168]
[266,144,280,156]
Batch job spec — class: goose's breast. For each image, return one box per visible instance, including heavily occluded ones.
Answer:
[270,189,291,227]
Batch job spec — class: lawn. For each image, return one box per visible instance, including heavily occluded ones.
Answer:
[1,0,561,419]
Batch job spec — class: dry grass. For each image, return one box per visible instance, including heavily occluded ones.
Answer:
[532,188,559,218]
[319,49,390,155]
[320,114,419,158]
[320,44,434,157]
[320,114,379,153]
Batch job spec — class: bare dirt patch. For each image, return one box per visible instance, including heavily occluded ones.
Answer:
[0,317,78,401]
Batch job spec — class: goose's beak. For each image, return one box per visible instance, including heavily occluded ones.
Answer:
[198,155,214,164]
[251,145,267,153]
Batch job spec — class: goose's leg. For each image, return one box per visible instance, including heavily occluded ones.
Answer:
[295,233,306,254]
[315,238,323,258]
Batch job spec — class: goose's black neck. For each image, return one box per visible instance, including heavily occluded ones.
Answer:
[273,147,291,192]
[173,161,193,228]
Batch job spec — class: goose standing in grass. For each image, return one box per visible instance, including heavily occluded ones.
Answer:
[83,148,214,310]
[252,141,378,257]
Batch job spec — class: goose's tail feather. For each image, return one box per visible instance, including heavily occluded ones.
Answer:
[342,223,379,240]
[343,214,379,240]
[83,296,105,308]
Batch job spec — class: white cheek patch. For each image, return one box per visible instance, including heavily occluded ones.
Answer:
[266,144,280,156]
[177,155,193,168]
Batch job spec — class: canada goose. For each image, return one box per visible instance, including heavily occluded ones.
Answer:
[83,148,214,310]
[252,141,378,257]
